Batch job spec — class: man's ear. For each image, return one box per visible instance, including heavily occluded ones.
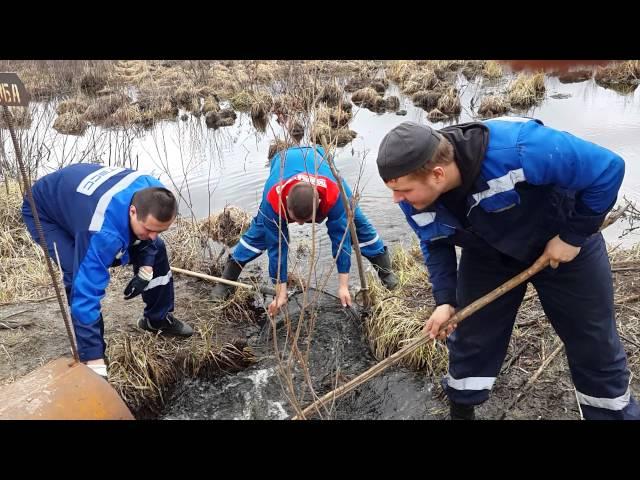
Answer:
[431,166,446,182]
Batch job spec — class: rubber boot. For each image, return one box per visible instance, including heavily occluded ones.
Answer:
[367,246,399,290]
[210,257,243,301]
[450,402,476,420]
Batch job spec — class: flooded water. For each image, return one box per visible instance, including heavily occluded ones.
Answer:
[17,74,640,275]
[162,289,440,420]
[9,71,640,419]
[147,77,640,270]
[144,76,640,247]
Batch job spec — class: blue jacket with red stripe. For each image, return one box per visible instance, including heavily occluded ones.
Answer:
[261,146,352,283]
[400,117,625,306]
[30,164,164,324]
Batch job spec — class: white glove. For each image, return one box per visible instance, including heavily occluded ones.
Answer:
[87,363,108,379]
[138,267,153,281]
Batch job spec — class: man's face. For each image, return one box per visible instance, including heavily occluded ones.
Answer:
[129,206,174,240]
[384,167,446,210]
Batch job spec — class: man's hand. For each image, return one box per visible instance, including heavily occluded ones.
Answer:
[423,304,456,340]
[338,286,352,307]
[268,283,288,317]
[337,273,352,307]
[123,266,152,299]
[541,235,581,269]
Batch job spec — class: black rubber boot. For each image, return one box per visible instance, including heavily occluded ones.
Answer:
[210,256,243,301]
[367,246,399,290]
[137,313,194,337]
[450,402,476,420]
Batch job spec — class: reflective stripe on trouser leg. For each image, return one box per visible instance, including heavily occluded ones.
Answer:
[444,248,527,405]
[231,213,267,265]
[137,238,174,323]
[353,206,384,258]
[532,234,640,420]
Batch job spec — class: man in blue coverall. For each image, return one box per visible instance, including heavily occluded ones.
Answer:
[376,118,640,420]
[22,164,193,379]
[210,145,398,316]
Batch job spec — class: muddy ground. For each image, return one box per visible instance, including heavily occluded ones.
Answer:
[3,269,638,420]
[0,274,252,387]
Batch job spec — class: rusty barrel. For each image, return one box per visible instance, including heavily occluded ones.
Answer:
[0,357,134,420]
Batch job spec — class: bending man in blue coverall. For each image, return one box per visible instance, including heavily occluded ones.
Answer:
[22,164,193,379]
[376,117,640,420]
[210,145,398,316]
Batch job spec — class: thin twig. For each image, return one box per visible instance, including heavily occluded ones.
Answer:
[0,295,57,307]
[500,343,529,374]
[617,294,640,305]
[515,319,541,328]
[0,309,33,322]
[498,342,564,420]
[620,333,640,350]
[0,308,35,329]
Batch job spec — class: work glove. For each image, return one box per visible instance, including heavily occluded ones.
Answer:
[87,363,108,380]
[123,268,153,300]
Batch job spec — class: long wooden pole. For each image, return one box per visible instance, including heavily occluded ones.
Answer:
[170,266,276,296]
[292,256,549,419]
[292,204,630,420]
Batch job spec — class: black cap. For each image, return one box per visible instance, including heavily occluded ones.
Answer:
[376,122,443,181]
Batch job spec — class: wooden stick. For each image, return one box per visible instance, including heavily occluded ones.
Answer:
[0,319,34,329]
[0,309,32,321]
[498,342,564,420]
[619,333,640,349]
[610,261,640,268]
[0,130,10,195]
[617,293,640,305]
[0,309,35,329]
[500,343,529,374]
[292,256,551,419]
[611,266,640,273]
[515,318,541,328]
[600,201,631,229]
[0,295,57,307]
[170,266,276,296]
